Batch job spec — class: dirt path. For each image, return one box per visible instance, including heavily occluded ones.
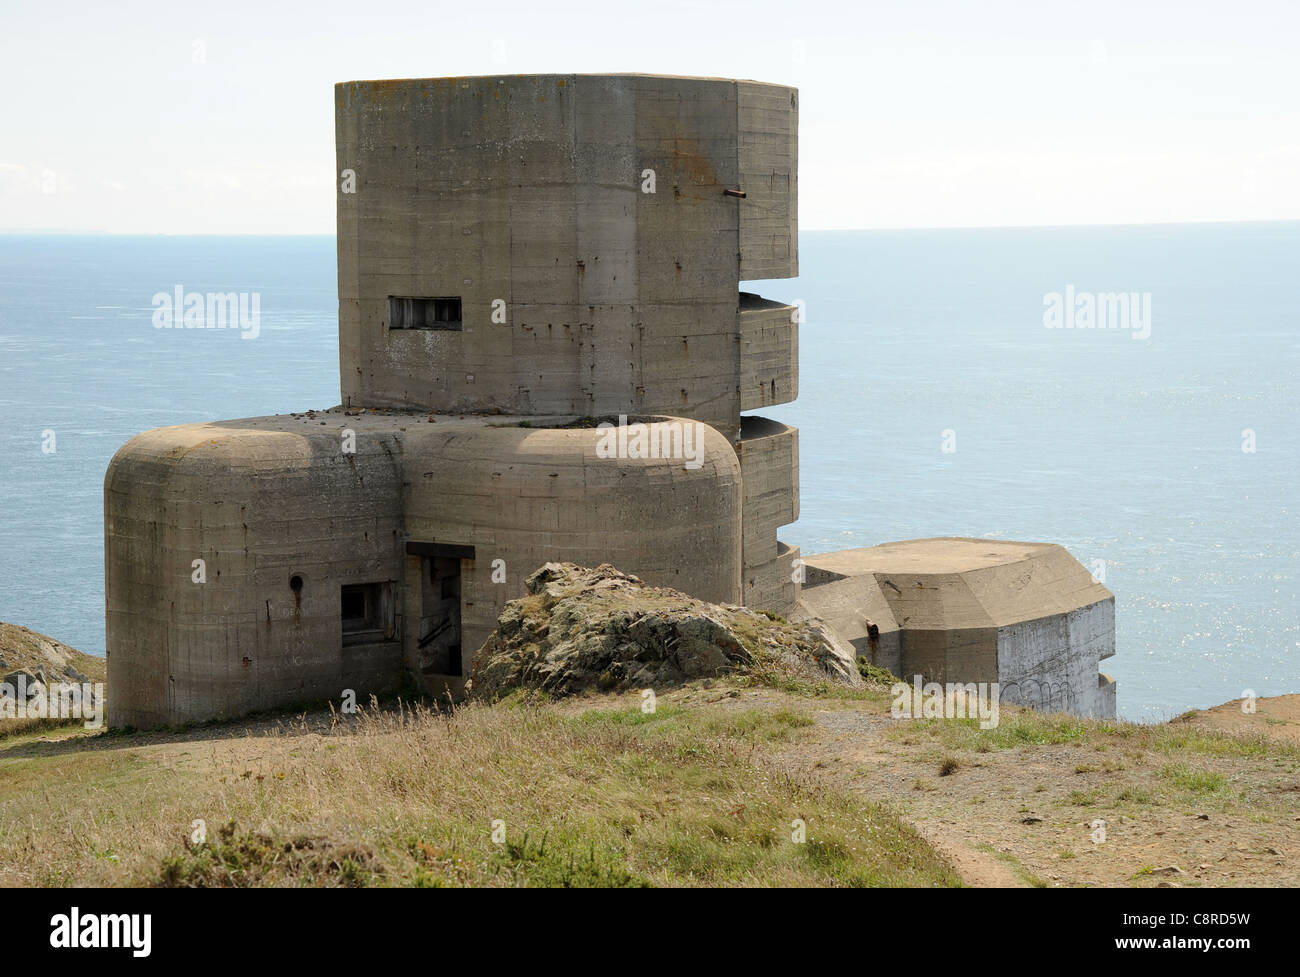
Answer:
[909,821,1026,887]
[765,696,1300,888]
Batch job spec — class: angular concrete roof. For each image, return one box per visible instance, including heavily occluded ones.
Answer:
[803,537,1112,630]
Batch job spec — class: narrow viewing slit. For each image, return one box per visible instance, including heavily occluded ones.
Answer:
[389,296,462,331]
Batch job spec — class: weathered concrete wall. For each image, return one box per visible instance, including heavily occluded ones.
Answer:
[400,417,744,680]
[106,411,742,725]
[737,81,798,281]
[901,629,1000,687]
[335,74,798,442]
[105,417,407,728]
[998,600,1116,717]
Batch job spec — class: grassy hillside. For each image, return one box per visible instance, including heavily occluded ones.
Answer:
[0,683,955,887]
[2,598,1293,888]
[1,679,1295,887]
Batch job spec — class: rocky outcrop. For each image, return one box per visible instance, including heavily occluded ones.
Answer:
[470,563,861,700]
[0,623,105,705]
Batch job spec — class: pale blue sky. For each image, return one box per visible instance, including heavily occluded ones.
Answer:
[3,0,1298,232]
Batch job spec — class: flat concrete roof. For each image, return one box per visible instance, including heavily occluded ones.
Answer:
[806,538,1057,576]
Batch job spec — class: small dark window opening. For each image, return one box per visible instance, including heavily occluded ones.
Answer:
[341,582,395,645]
[389,296,462,331]
[289,575,303,593]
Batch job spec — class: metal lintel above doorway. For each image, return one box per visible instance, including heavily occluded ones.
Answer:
[405,541,476,561]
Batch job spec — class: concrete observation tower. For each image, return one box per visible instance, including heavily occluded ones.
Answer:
[105,74,1114,728]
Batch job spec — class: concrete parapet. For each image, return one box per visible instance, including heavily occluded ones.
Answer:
[738,415,799,615]
[739,293,798,412]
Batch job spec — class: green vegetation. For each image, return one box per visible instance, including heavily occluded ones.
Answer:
[1159,764,1226,795]
[887,712,1091,751]
[857,660,901,686]
[1,697,959,888]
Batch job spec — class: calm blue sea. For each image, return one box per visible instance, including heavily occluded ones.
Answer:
[1,227,1296,721]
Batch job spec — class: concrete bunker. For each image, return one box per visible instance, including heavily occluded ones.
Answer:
[105,73,1114,727]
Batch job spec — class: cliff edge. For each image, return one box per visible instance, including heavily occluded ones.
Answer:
[0,622,105,693]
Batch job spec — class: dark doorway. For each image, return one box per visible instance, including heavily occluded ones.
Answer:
[417,556,462,676]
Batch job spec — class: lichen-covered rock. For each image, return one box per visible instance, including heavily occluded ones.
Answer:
[470,563,861,700]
